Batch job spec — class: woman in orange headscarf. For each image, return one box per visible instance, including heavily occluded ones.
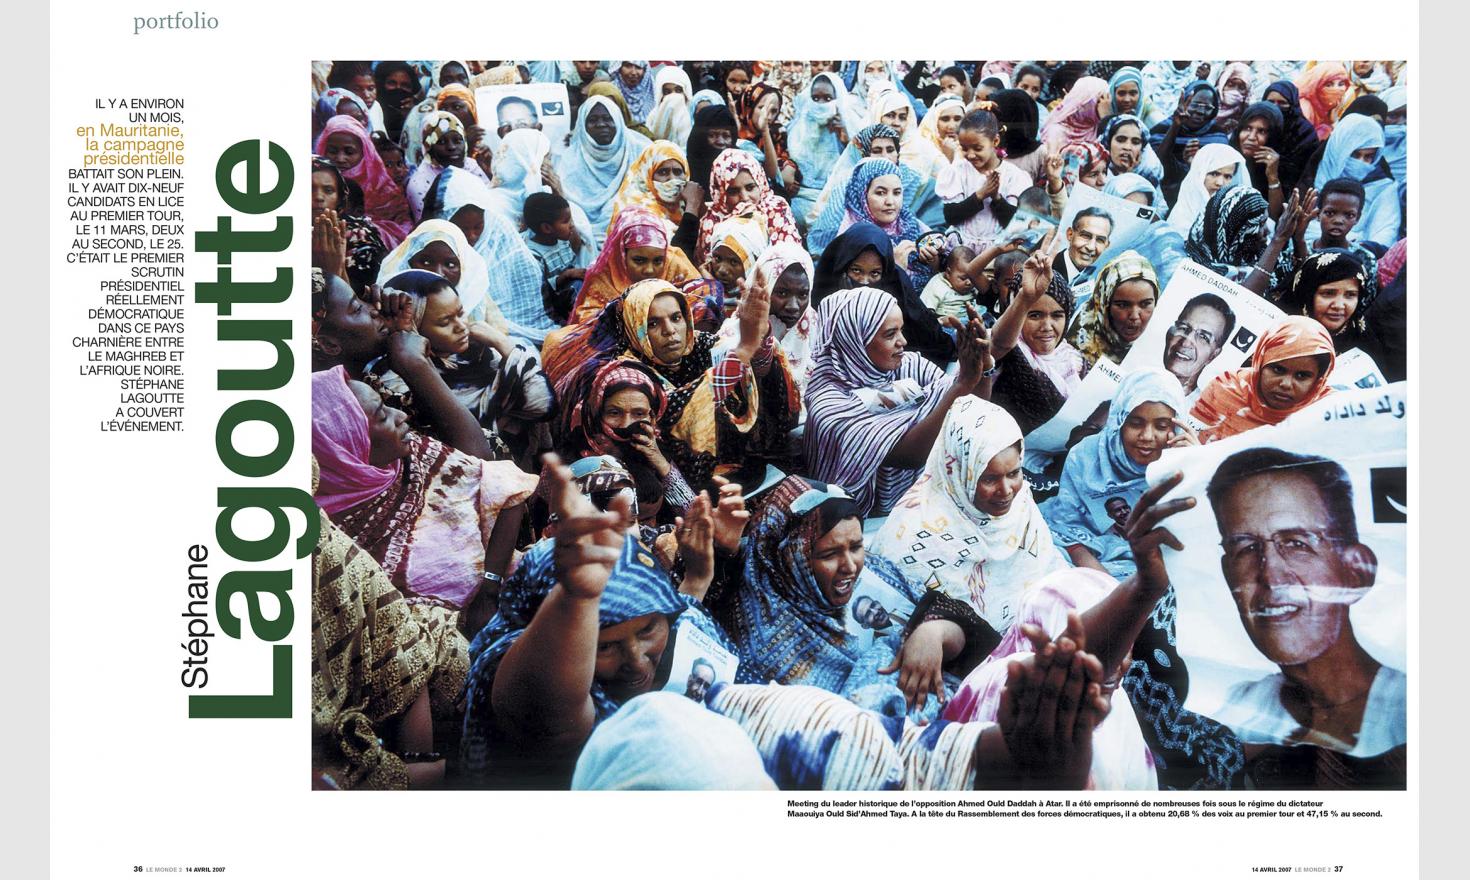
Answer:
[1192,315,1336,443]
[608,140,695,235]
[1295,63,1351,140]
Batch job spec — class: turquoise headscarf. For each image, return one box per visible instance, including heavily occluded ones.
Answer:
[1043,368,1186,578]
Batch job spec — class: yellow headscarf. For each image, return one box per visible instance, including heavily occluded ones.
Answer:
[610,140,690,229]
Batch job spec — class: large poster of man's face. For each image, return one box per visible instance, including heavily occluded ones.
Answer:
[1146,383,1407,761]
[1120,260,1285,406]
[474,82,573,158]
[1058,183,1158,304]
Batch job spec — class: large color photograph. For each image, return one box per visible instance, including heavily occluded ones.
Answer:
[308,59,1408,791]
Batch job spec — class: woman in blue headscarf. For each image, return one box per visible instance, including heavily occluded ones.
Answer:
[555,94,653,242]
[1310,114,1400,249]
[786,72,864,230]
[1103,172,1165,212]
[459,457,735,788]
[1105,67,1154,128]
[714,475,992,714]
[1042,368,1195,578]
[807,126,939,255]
[613,61,658,125]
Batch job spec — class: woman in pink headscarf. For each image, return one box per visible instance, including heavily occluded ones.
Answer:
[315,115,414,247]
[1039,76,1110,152]
[1212,62,1255,134]
[311,365,537,613]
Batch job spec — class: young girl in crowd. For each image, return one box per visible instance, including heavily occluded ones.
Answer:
[936,110,1031,252]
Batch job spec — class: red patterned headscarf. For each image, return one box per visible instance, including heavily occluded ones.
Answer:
[695,149,800,264]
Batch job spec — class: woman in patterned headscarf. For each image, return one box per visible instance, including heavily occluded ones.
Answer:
[715,476,993,723]
[1276,250,1376,355]
[838,158,927,250]
[611,278,798,493]
[872,396,1068,628]
[694,149,801,264]
[404,110,490,223]
[564,206,703,325]
[459,457,734,788]
[613,61,659,125]
[1184,185,1300,293]
[1065,251,1160,369]
[608,140,694,234]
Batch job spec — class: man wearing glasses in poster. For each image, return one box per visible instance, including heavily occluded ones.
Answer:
[1203,447,1405,765]
[1162,292,1236,402]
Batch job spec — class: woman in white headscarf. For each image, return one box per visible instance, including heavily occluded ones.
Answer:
[645,65,694,148]
[375,219,510,332]
[1166,143,1249,235]
[872,396,1068,629]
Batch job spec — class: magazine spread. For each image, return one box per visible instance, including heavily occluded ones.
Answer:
[45,2,1426,876]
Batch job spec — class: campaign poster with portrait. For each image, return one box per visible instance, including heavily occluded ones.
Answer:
[1118,259,1286,410]
[1058,182,1159,304]
[474,81,575,158]
[842,564,918,654]
[661,615,739,703]
[1331,347,1389,392]
[1144,382,1407,759]
[1025,355,1126,455]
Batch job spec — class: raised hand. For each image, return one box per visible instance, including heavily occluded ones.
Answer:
[544,453,631,602]
[372,284,417,332]
[674,491,716,598]
[1273,189,1304,244]
[680,180,706,217]
[955,303,993,391]
[1122,470,1195,602]
[1293,187,1320,237]
[1019,230,1057,301]
[709,475,750,553]
[311,208,348,279]
[736,263,773,356]
[1044,150,1065,189]
[996,612,1111,789]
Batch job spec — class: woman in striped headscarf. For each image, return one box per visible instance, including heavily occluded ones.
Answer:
[802,285,990,519]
